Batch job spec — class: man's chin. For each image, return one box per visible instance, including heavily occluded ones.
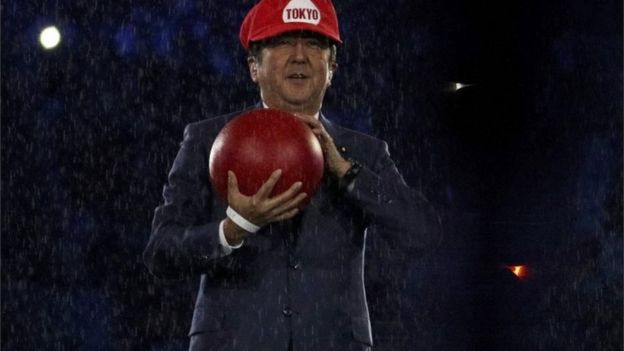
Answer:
[282,95,314,107]
[275,99,319,114]
[282,90,311,101]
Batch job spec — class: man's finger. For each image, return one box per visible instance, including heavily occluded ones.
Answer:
[228,170,240,194]
[256,169,282,199]
[293,113,321,128]
[271,192,307,215]
[292,113,314,121]
[272,207,300,222]
[267,181,303,207]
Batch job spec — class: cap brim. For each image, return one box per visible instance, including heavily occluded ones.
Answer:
[248,23,342,46]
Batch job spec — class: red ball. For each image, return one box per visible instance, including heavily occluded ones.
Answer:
[209,108,324,208]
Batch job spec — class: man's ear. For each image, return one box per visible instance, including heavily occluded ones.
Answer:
[328,62,338,86]
[248,56,258,83]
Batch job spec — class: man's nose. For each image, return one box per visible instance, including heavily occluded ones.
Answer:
[290,40,307,62]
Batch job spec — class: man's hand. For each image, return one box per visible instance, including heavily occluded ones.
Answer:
[223,169,307,245]
[293,113,351,178]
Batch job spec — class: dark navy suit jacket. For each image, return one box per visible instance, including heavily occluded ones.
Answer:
[143,108,441,351]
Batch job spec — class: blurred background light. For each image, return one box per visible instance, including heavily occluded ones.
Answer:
[507,265,528,279]
[39,25,61,49]
[454,82,474,91]
[114,25,138,57]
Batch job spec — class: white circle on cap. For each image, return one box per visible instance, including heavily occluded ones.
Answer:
[283,0,321,25]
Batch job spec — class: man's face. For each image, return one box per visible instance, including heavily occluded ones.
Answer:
[248,32,337,115]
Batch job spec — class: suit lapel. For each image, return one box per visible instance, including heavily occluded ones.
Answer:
[319,113,341,140]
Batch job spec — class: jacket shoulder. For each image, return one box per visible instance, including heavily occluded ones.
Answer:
[330,122,388,151]
[183,107,257,140]
[184,110,242,135]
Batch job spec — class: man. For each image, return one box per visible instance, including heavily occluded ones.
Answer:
[143,0,440,350]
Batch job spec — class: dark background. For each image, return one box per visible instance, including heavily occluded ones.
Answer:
[2,0,622,350]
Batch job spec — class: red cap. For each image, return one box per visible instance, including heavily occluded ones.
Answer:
[240,0,342,50]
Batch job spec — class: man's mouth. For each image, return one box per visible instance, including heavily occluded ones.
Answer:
[287,73,309,79]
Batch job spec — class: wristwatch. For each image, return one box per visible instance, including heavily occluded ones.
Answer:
[339,159,362,191]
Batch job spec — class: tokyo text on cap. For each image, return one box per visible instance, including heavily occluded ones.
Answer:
[240,0,342,50]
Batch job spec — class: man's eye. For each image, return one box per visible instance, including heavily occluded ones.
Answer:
[277,39,294,46]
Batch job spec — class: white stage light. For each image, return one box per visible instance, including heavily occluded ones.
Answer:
[39,26,61,49]
[453,82,475,91]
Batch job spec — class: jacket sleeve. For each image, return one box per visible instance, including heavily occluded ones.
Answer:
[344,140,442,253]
[143,124,227,279]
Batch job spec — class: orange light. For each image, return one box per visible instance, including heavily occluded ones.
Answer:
[507,265,527,278]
